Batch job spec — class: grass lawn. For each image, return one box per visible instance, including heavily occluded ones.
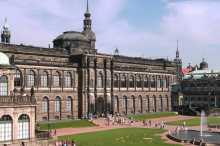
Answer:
[167,116,220,126]
[128,112,178,121]
[59,128,181,146]
[38,120,95,130]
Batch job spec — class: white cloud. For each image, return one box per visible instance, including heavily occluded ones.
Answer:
[0,0,220,68]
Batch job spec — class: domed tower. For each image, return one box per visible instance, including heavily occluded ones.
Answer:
[200,58,208,70]
[53,0,96,54]
[1,18,11,43]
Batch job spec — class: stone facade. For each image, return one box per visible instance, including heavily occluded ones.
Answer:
[0,2,178,122]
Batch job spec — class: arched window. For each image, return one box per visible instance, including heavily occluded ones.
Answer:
[114,96,119,113]
[27,70,35,87]
[66,96,72,112]
[0,115,12,141]
[18,114,30,139]
[90,79,94,88]
[129,75,135,88]
[157,76,161,88]
[166,77,169,88]
[53,72,61,87]
[41,71,48,87]
[150,75,156,88]
[139,96,143,113]
[64,72,72,88]
[14,69,22,87]
[132,96,136,113]
[124,96,128,114]
[0,76,8,96]
[97,72,103,88]
[113,74,119,88]
[42,97,49,113]
[144,75,149,88]
[163,78,167,88]
[121,75,127,88]
[55,96,61,112]
[160,77,164,88]
[136,75,142,88]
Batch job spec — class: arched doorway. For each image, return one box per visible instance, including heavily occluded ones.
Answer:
[0,115,12,141]
[96,97,104,116]
[18,114,30,139]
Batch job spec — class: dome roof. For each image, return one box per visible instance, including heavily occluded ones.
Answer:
[200,58,208,70]
[0,52,10,65]
[54,31,89,41]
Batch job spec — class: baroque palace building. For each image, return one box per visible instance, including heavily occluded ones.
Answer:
[0,2,179,137]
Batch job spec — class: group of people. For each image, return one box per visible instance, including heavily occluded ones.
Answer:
[142,120,167,129]
[105,114,137,126]
[54,140,76,146]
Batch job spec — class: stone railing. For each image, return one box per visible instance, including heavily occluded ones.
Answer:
[0,95,36,106]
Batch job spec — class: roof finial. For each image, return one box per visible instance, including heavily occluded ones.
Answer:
[2,17,8,29]
[176,40,180,58]
[86,0,89,13]
[177,40,179,50]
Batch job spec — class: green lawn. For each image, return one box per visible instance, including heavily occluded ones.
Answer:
[167,116,220,126]
[128,112,178,121]
[38,120,96,130]
[59,128,181,146]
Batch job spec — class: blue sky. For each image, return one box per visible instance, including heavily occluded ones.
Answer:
[0,0,220,69]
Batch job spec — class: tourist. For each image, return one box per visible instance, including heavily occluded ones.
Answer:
[21,141,25,146]
[63,140,68,146]
[72,140,77,146]
[54,129,57,136]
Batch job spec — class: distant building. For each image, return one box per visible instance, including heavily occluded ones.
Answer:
[180,59,220,113]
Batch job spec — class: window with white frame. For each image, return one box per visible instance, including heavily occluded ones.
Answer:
[14,69,22,87]
[64,72,72,88]
[18,114,30,139]
[55,96,61,112]
[42,97,49,113]
[66,96,72,112]
[53,72,61,87]
[0,115,12,142]
[41,71,48,87]
[0,76,8,96]
[27,70,35,87]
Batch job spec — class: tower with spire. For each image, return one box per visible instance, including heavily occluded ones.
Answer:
[82,0,96,49]
[1,18,11,43]
[174,40,183,81]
